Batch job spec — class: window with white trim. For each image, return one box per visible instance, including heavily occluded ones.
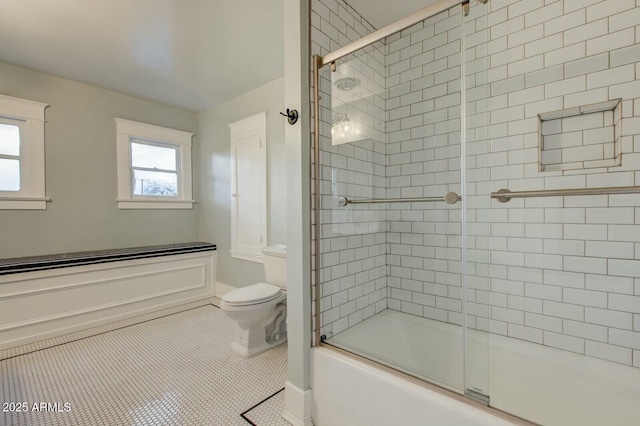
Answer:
[0,94,48,210]
[115,118,194,209]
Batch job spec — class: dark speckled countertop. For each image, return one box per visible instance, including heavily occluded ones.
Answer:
[0,242,216,275]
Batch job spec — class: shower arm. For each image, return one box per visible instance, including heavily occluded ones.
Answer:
[338,192,461,206]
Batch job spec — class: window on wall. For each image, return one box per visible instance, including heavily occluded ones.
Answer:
[115,118,194,209]
[0,119,22,192]
[130,140,179,197]
[0,94,48,210]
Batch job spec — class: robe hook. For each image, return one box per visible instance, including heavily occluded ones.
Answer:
[280,108,299,125]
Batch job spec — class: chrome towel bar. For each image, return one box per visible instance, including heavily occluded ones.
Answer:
[491,186,640,203]
[338,192,460,206]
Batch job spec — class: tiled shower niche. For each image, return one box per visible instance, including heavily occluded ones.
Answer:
[539,99,622,172]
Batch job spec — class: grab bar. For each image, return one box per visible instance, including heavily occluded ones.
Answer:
[338,192,460,206]
[491,186,640,203]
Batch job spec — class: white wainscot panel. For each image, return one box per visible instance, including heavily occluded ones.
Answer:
[0,251,217,350]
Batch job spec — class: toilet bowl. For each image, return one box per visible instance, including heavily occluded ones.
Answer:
[220,245,287,358]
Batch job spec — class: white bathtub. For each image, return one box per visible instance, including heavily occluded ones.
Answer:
[310,347,516,426]
[314,309,640,426]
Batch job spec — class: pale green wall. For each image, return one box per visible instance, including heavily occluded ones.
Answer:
[0,62,199,258]
[198,77,286,287]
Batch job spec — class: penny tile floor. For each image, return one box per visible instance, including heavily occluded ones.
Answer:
[0,303,290,425]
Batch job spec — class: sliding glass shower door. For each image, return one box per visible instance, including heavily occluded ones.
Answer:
[315,37,395,373]
[315,1,473,394]
[461,0,490,402]
[462,0,640,424]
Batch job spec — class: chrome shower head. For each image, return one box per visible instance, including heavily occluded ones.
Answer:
[334,77,360,91]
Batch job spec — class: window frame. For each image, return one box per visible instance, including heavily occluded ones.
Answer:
[0,94,49,210]
[115,118,194,210]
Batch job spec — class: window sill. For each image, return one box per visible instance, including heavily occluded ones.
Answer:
[0,197,50,210]
[116,199,195,210]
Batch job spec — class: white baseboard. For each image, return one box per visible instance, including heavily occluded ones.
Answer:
[282,381,313,426]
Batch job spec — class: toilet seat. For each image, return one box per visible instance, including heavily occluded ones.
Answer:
[221,282,283,307]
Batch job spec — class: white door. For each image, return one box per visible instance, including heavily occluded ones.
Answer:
[229,112,267,263]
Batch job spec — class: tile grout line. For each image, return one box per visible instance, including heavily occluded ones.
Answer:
[241,387,286,426]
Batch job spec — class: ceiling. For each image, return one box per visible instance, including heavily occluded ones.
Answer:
[0,1,435,113]
[0,0,284,113]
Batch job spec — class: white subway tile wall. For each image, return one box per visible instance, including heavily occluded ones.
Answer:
[385,5,464,325]
[312,0,388,339]
[312,0,640,368]
[539,103,622,172]
[465,0,640,368]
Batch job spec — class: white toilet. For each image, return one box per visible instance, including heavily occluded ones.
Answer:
[220,245,287,358]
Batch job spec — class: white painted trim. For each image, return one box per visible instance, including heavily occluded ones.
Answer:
[114,118,194,209]
[0,94,48,121]
[283,0,312,397]
[115,198,196,203]
[114,118,193,145]
[0,197,51,202]
[0,94,48,209]
[0,200,48,210]
[229,111,268,261]
[0,264,205,301]
[116,200,195,210]
[0,278,205,332]
[282,380,313,426]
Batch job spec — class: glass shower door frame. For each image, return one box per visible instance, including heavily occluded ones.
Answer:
[311,0,491,399]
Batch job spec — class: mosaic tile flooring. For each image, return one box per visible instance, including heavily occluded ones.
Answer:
[0,299,221,360]
[0,304,290,425]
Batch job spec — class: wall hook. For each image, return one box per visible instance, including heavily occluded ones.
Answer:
[280,108,299,125]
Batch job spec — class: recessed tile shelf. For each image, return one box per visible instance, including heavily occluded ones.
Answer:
[539,99,622,172]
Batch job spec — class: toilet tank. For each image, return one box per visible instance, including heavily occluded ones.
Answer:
[262,245,287,288]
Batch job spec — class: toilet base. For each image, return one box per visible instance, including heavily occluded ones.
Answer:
[221,292,287,359]
[231,332,287,358]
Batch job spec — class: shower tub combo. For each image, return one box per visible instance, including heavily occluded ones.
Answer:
[309,0,640,424]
